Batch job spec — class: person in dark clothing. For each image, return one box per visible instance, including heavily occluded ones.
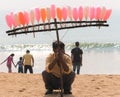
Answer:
[15,57,23,73]
[71,41,83,74]
[42,41,75,95]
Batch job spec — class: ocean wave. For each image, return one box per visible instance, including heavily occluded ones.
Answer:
[0,42,120,52]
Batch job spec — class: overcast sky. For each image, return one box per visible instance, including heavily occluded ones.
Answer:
[0,0,119,11]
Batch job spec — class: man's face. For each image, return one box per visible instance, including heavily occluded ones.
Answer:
[54,47,65,53]
[53,41,65,53]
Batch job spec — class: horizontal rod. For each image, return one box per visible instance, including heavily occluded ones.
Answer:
[6,20,107,34]
[7,23,109,36]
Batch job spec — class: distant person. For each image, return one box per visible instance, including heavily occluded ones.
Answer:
[71,42,83,74]
[42,41,75,95]
[0,53,16,73]
[15,57,23,73]
[23,50,34,74]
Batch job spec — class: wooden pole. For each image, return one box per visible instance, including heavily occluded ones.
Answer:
[54,18,64,97]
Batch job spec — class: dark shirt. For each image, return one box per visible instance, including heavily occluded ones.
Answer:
[17,60,23,67]
[71,47,83,63]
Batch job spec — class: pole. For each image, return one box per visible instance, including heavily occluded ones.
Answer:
[54,18,64,97]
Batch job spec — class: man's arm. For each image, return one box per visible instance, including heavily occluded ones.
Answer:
[48,58,57,70]
[71,54,74,63]
[80,54,83,65]
[59,51,69,72]
[32,56,34,67]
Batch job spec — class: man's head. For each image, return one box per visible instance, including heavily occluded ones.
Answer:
[52,41,65,52]
[75,41,79,47]
[26,50,30,53]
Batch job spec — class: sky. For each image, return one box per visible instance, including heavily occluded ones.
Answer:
[0,0,119,10]
[0,0,120,45]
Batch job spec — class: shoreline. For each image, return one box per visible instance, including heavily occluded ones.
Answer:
[0,72,120,97]
[0,51,120,74]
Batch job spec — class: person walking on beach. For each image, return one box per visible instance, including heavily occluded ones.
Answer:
[23,50,34,74]
[15,57,23,73]
[71,41,83,74]
[0,53,16,73]
[42,41,75,95]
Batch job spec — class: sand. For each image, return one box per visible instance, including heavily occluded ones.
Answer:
[0,72,120,97]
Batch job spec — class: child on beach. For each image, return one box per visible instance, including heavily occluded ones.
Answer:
[16,57,23,73]
[0,53,16,73]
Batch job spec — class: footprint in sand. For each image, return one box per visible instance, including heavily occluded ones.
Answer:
[19,88,26,92]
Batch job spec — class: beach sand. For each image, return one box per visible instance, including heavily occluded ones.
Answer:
[0,73,120,97]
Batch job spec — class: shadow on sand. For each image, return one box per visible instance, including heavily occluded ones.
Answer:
[44,94,74,97]
[44,91,74,97]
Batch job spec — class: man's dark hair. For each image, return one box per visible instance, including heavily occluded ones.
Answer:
[52,41,65,50]
[26,50,30,53]
[75,42,79,47]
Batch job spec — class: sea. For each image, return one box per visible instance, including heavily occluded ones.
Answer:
[0,42,120,74]
[0,10,120,74]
